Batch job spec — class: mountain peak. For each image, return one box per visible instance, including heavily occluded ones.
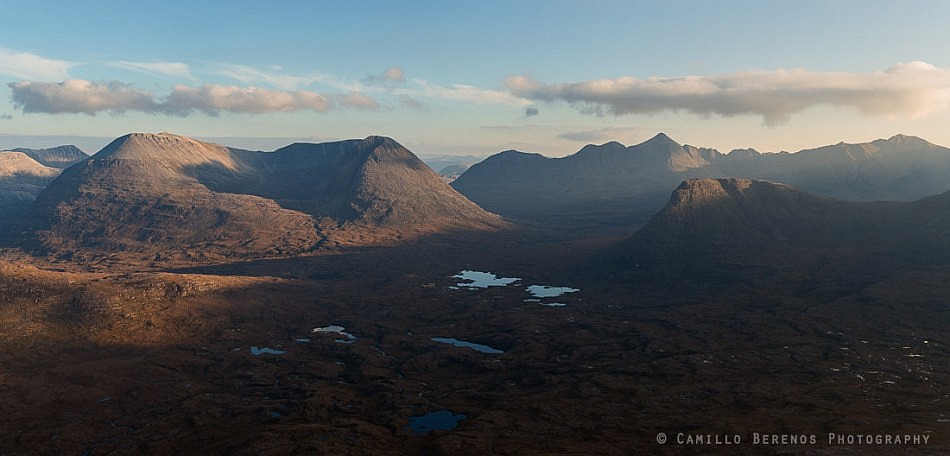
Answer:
[95,132,242,172]
[643,132,679,147]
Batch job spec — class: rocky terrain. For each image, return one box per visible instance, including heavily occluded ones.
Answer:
[0,134,946,455]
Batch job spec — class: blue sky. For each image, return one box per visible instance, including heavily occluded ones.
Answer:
[2,0,950,156]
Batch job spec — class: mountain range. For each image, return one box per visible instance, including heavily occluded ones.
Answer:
[16,133,502,264]
[7,131,950,268]
[452,133,950,228]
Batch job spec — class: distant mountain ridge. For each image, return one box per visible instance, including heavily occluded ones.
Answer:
[23,133,503,264]
[0,151,69,219]
[452,133,950,228]
[11,145,86,169]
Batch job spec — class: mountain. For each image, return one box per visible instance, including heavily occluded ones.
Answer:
[452,133,950,230]
[602,178,950,289]
[417,153,486,182]
[715,134,950,201]
[24,133,502,263]
[11,145,87,169]
[451,133,722,228]
[0,152,63,219]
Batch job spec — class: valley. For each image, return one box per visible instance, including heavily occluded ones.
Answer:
[0,133,947,454]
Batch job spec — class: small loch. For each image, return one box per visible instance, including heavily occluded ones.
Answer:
[452,270,521,289]
[408,409,467,435]
[313,325,358,344]
[250,346,286,356]
[432,337,503,354]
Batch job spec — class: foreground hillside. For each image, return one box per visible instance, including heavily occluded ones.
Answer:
[0,224,946,455]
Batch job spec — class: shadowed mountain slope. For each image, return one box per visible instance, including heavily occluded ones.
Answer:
[452,133,718,227]
[603,178,950,290]
[24,133,502,264]
[453,133,950,230]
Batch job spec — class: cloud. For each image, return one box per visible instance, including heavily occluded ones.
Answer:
[0,47,74,81]
[8,79,378,115]
[363,66,406,86]
[164,84,332,115]
[409,79,528,106]
[9,80,158,114]
[397,94,423,109]
[383,66,405,83]
[525,106,539,117]
[557,126,644,142]
[109,61,194,80]
[506,62,950,125]
[335,91,380,110]
[212,63,333,90]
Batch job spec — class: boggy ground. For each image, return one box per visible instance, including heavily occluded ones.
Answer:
[0,227,947,455]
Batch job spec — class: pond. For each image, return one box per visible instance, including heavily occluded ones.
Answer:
[313,325,358,344]
[449,270,580,306]
[526,285,580,298]
[452,270,521,289]
[431,337,504,354]
[250,346,286,356]
[408,409,467,435]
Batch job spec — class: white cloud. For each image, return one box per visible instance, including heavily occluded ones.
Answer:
[212,63,337,90]
[335,91,380,110]
[7,79,380,116]
[0,47,74,81]
[408,79,528,106]
[164,84,332,115]
[506,62,950,125]
[109,61,194,80]
[8,80,157,114]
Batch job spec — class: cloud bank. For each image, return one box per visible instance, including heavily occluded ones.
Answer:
[8,80,379,116]
[9,80,157,114]
[506,62,950,125]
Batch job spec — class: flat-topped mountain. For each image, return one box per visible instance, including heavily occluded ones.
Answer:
[452,133,950,229]
[25,133,502,264]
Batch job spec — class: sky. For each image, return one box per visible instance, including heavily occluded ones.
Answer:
[2,0,950,157]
